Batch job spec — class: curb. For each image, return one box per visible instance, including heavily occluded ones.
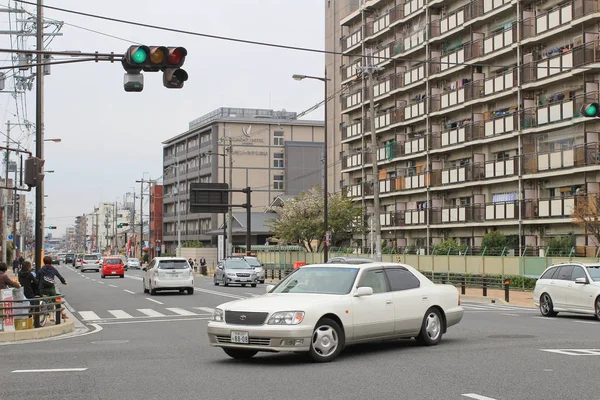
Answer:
[461,294,535,308]
[0,319,74,343]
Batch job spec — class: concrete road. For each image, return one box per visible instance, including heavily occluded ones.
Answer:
[1,263,599,400]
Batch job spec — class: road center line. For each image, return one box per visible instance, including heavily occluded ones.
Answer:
[462,394,499,400]
[12,368,88,373]
[124,290,135,294]
[146,298,164,305]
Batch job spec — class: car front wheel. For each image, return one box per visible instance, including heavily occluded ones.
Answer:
[308,317,344,363]
[595,296,600,321]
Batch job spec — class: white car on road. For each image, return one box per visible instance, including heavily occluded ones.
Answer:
[533,262,600,319]
[143,257,194,295]
[127,258,141,269]
[207,262,463,362]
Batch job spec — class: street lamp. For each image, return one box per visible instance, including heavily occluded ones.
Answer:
[293,70,331,262]
[44,138,61,143]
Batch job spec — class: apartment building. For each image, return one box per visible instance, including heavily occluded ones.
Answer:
[85,203,132,253]
[162,107,324,253]
[149,185,163,257]
[330,0,600,254]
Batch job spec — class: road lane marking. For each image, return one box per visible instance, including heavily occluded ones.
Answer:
[109,284,117,288]
[193,287,246,299]
[540,349,600,356]
[573,320,598,324]
[12,368,88,373]
[462,394,498,400]
[533,317,558,321]
[107,310,134,319]
[500,313,520,317]
[138,309,165,317]
[97,317,211,325]
[78,311,101,321]
[98,282,104,285]
[124,290,135,294]
[165,308,198,316]
[194,307,215,313]
[245,292,261,297]
[145,298,164,305]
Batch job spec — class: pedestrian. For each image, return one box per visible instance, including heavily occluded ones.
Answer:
[200,257,206,267]
[38,256,68,321]
[18,261,39,299]
[188,258,195,272]
[0,262,20,289]
[12,257,20,274]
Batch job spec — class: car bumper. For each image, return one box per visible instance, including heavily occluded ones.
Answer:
[207,322,313,352]
[224,276,258,284]
[81,265,100,271]
[153,277,194,289]
[445,306,464,328]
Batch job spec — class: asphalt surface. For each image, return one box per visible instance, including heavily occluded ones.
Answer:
[2,263,600,400]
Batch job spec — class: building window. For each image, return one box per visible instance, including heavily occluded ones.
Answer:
[273,175,284,190]
[274,131,284,146]
[273,153,284,168]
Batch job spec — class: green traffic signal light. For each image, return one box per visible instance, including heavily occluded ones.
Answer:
[581,103,600,118]
[131,48,147,64]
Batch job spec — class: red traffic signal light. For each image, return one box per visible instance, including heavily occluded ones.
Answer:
[166,47,187,67]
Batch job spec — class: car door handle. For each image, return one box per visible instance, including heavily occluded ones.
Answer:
[386,300,393,305]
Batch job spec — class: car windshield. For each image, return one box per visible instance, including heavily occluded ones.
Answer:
[66,254,74,257]
[224,260,251,269]
[244,258,261,267]
[586,266,600,281]
[128,258,139,263]
[158,260,189,269]
[105,259,121,265]
[271,267,359,295]
[83,255,99,260]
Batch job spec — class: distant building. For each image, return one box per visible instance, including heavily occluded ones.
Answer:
[161,107,324,253]
[149,185,163,258]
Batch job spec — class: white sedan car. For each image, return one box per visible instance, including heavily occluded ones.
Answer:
[207,262,463,362]
[533,262,600,319]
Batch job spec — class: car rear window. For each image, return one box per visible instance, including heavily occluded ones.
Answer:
[105,259,122,265]
[158,260,189,269]
[84,255,99,261]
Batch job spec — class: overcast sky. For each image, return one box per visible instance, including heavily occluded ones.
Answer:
[0,0,325,235]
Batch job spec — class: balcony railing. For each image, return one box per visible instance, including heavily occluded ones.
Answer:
[374,72,403,98]
[522,41,599,84]
[341,90,363,111]
[200,140,212,148]
[484,157,517,179]
[342,27,362,52]
[433,204,485,224]
[485,200,519,220]
[464,0,511,21]
[403,98,427,121]
[430,47,465,75]
[440,163,483,185]
[430,7,465,39]
[520,0,595,41]
[522,92,597,129]
[431,121,486,149]
[344,183,373,198]
[404,135,428,155]
[464,23,516,60]
[522,142,600,174]
[342,151,371,169]
[377,141,404,161]
[524,196,579,219]
[342,59,362,81]
[342,120,363,140]
[187,145,199,153]
[404,63,426,86]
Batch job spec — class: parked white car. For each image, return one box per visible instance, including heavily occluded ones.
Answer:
[533,262,600,319]
[143,257,194,295]
[207,262,463,362]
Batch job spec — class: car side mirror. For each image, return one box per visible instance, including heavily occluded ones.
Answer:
[354,286,374,297]
[265,284,275,293]
[575,277,588,284]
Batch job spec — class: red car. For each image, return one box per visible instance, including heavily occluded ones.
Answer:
[101,257,125,279]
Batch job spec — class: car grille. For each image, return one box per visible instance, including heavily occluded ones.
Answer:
[225,311,268,325]
[236,273,251,277]
[216,336,271,346]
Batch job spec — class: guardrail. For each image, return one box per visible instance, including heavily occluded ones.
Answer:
[0,294,66,330]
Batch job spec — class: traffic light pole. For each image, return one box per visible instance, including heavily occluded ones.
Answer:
[34,0,45,273]
[2,121,10,264]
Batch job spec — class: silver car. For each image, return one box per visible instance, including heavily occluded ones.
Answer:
[214,259,258,287]
[127,258,141,269]
[81,254,101,272]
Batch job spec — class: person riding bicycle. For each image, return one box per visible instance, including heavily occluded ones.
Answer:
[18,261,39,299]
[38,256,68,320]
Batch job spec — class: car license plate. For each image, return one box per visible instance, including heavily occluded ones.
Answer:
[231,331,249,344]
[111,271,116,274]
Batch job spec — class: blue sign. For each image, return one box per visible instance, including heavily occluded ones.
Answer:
[8,234,13,240]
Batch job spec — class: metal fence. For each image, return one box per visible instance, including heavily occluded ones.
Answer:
[0,293,66,331]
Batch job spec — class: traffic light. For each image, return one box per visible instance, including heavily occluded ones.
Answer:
[24,157,45,187]
[121,46,188,91]
[118,223,129,228]
[47,226,57,229]
[581,103,600,118]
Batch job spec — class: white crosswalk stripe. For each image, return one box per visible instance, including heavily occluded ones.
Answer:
[137,309,166,318]
[78,311,101,321]
[107,310,134,319]
[74,307,214,321]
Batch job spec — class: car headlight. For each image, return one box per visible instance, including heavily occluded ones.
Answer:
[226,272,236,277]
[213,308,224,322]
[268,311,305,325]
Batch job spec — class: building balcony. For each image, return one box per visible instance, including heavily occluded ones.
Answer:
[378,140,406,161]
[522,142,600,176]
[522,41,600,88]
[464,0,512,23]
[373,71,405,100]
[341,27,362,52]
[522,91,595,130]
[464,23,517,62]
[342,120,364,141]
[523,196,580,220]
[200,140,212,148]
[344,182,374,198]
[429,47,465,76]
[430,6,466,41]
[187,145,199,153]
[341,89,364,112]
[342,59,362,82]
[520,0,597,44]
[342,151,371,170]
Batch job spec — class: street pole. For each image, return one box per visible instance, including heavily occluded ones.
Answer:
[175,158,181,257]
[34,0,45,273]
[2,120,9,264]
[363,61,382,262]
[227,138,233,257]
[113,201,117,253]
[13,161,17,255]
[139,180,143,260]
[323,67,329,263]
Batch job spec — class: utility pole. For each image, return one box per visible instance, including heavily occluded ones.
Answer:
[113,201,117,253]
[2,120,10,263]
[226,138,233,257]
[34,0,45,273]
[357,59,383,261]
[139,180,143,259]
[13,157,18,256]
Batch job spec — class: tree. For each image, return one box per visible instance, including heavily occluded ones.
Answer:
[545,236,574,256]
[481,231,507,255]
[572,196,600,245]
[432,239,466,255]
[183,240,203,248]
[267,186,364,252]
